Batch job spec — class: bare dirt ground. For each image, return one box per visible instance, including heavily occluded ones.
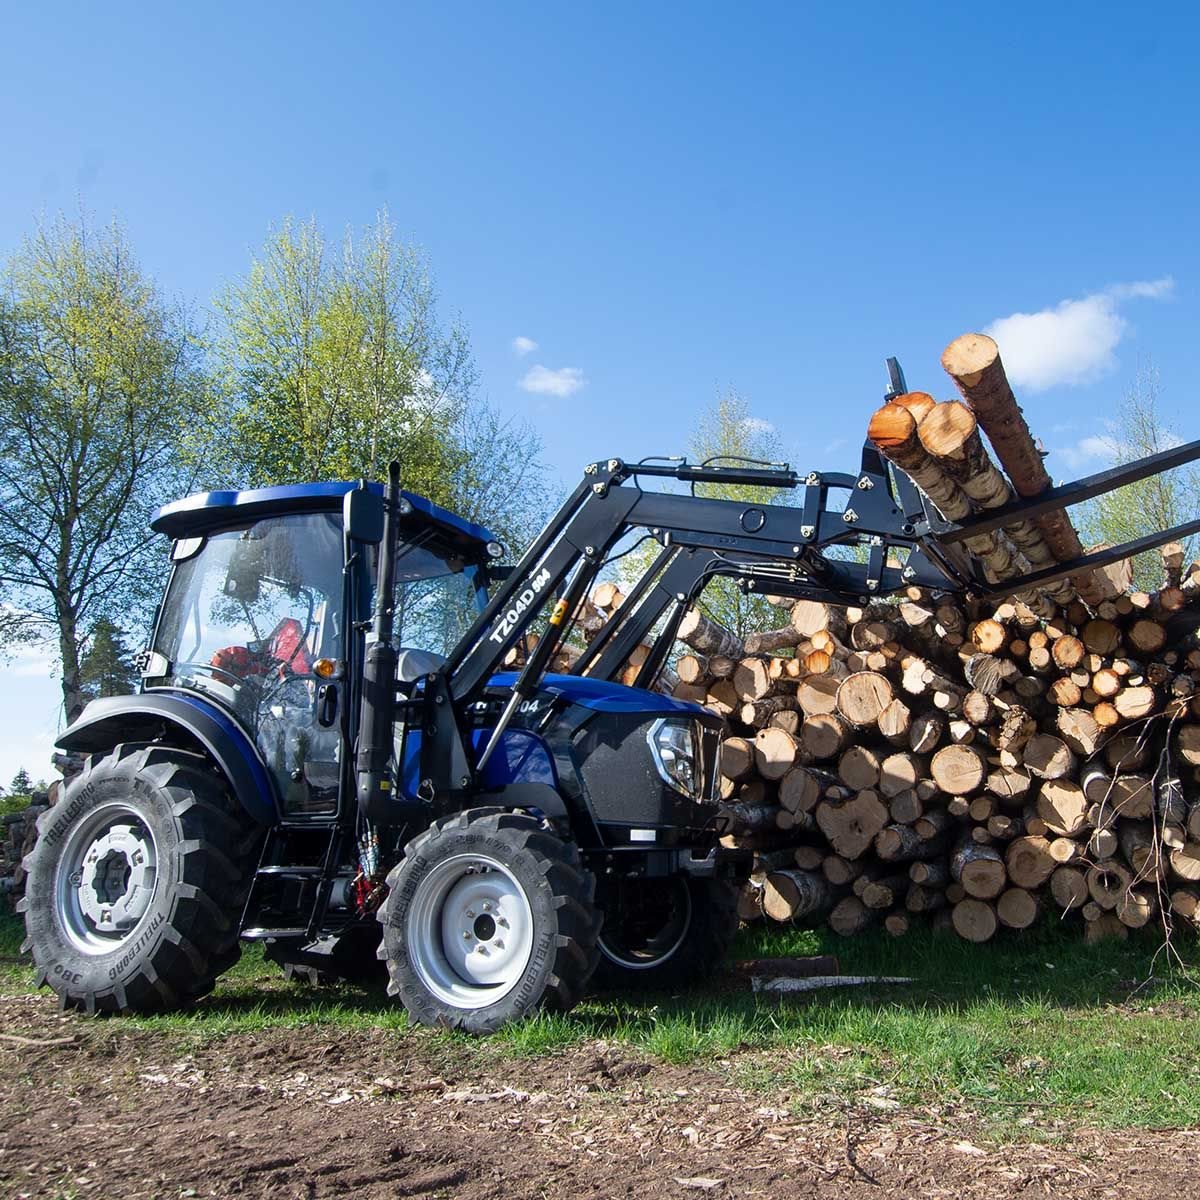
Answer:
[1,993,1197,1200]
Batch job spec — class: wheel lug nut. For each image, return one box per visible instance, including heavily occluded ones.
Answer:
[462,931,472,940]
[465,909,475,918]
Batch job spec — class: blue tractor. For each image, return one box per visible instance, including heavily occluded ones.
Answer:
[25,409,1190,1030]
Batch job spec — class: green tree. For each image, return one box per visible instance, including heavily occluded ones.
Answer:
[0,215,210,721]
[1078,360,1200,591]
[78,617,139,700]
[449,397,550,555]
[616,390,792,640]
[215,212,473,500]
[10,768,32,796]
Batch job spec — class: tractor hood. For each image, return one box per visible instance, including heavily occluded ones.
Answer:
[488,672,705,716]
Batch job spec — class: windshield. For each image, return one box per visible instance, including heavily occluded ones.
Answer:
[153,512,346,703]
[387,536,485,661]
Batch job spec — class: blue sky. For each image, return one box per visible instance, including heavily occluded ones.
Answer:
[1,3,1197,784]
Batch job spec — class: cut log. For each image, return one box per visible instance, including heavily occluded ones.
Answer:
[1051,635,1085,670]
[716,802,783,837]
[740,695,800,727]
[996,887,1039,930]
[952,898,998,943]
[875,822,934,864]
[822,854,863,886]
[733,657,773,702]
[762,869,837,923]
[918,398,1075,604]
[877,698,913,746]
[779,766,834,814]
[744,626,804,655]
[800,712,850,760]
[1087,859,1133,910]
[720,736,756,782]
[909,859,950,887]
[836,671,894,728]
[986,767,1032,802]
[930,744,987,795]
[1036,779,1089,836]
[753,727,800,780]
[868,402,1038,598]
[1023,734,1076,781]
[1082,619,1122,656]
[677,607,745,659]
[1114,685,1157,720]
[1056,708,1102,758]
[1005,836,1057,890]
[676,654,709,685]
[951,839,1007,899]
[815,790,889,859]
[1050,866,1089,911]
[1170,844,1200,883]
[1127,619,1167,655]
[790,600,847,639]
[796,673,841,717]
[828,896,876,936]
[878,751,920,798]
[838,745,881,791]
[889,789,923,824]
[909,712,944,755]
[940,332,1109,605]
[1047,836,1083,864]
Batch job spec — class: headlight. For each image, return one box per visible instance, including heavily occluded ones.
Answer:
[648,718,701,798]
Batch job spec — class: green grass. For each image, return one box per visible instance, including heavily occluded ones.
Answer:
[4,909,1199,1135]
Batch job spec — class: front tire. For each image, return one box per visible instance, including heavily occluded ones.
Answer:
[19,744,258,1014]
[590,876,739,991]
[377,809,599,1033]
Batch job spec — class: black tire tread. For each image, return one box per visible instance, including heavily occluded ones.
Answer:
[377,808,598,1032]
[21,743,260,1015]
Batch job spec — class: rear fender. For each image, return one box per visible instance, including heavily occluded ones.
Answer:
[56,693,277,824]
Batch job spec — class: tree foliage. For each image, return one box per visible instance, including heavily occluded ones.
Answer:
[78,617,139,701]
[9,768,31,796]
[1078,360,1200,591]
[615,390,791,640]
[214,212,475,500]
[0,216,208,719]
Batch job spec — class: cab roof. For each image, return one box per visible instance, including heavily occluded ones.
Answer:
[151,481,498,552]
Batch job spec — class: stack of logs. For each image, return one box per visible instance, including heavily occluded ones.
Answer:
[671,332,1200,944]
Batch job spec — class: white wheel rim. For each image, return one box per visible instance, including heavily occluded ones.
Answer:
[54,802,159,956]
[405,854,535,1009]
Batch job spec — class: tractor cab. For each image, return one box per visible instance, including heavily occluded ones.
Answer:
[144,482,501,817]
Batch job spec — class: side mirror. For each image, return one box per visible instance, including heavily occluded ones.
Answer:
[344,488,384,544]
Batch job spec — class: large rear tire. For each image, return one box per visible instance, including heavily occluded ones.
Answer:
[19,744,259,1014]
[590,876,739,992]
[377,808,599,1033]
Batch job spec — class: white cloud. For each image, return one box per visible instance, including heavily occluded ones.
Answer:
[1055,434,1121,471]
[519,364,586,398]
[1053,425,1183,472]
[740,416,775,435]
[984,277,1174,392]
[511,336,538,357]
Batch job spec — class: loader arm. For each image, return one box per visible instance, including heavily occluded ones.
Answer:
[409,427,1200,803]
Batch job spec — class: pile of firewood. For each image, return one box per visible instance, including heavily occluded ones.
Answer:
[669,333,1200,943]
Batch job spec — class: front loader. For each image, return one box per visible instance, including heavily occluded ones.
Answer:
[21,369,1200,1031]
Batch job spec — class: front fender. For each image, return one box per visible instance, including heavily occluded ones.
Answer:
[56,692,277,824]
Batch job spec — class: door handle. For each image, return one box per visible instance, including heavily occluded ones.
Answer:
[317,683,338,728]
